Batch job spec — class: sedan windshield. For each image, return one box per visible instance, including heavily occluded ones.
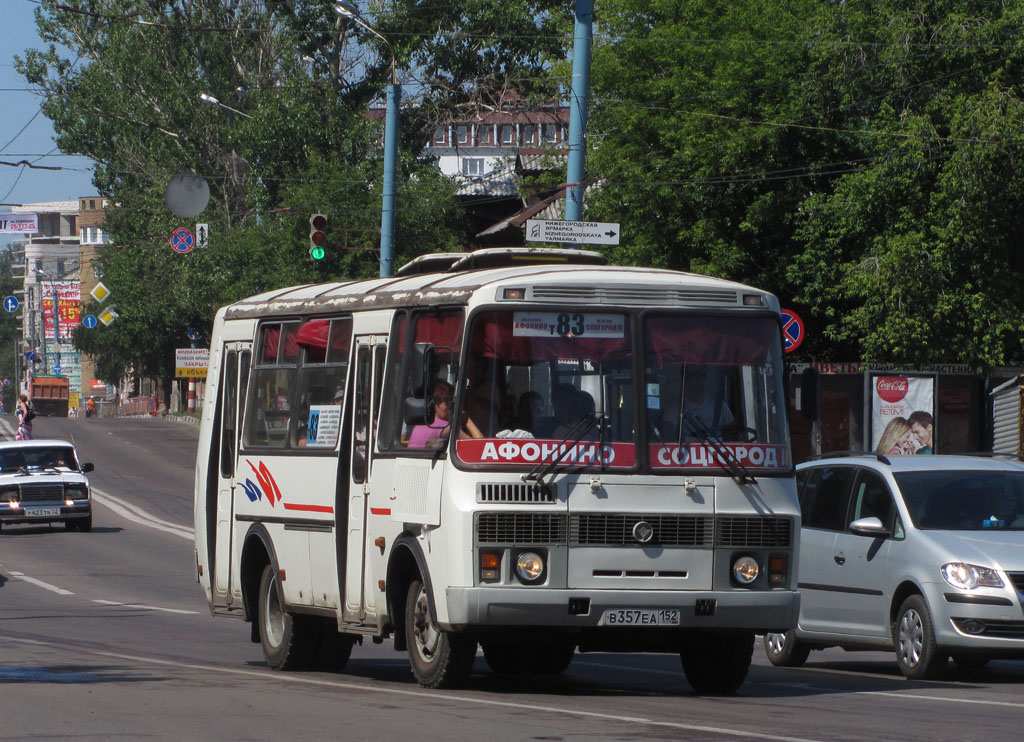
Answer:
[897,470,1024,530]
[0,446,80,472]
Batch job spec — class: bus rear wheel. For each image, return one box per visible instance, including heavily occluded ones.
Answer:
[405,578,476,688]
[258,564,317,671]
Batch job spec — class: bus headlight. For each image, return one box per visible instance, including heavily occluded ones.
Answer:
[515,551,545,584]
[732,556,760,585]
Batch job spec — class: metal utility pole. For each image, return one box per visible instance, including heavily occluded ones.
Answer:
[336,1,399,278]
[564,0,594,222]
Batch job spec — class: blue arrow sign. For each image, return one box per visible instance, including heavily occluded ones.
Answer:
[186,327,201,341]
[3,295,19,313]
[54,365,62,375]
[82,314,98,329]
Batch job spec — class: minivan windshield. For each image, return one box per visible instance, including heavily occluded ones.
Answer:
[897,470,1024,530]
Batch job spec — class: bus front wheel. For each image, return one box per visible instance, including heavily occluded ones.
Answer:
[680,632,754,695]
[405,578,476,688]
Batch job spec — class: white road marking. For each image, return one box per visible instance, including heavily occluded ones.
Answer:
[92,599,198,615]
[0,636,827,742]
[90,487,193,539]
[8,570,74,595]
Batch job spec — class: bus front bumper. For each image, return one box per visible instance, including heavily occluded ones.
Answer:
[444,586,799,633]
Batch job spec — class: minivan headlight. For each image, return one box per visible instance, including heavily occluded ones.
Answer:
[941,562,1003,590]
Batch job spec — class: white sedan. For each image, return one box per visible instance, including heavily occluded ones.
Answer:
[0,439,95,532]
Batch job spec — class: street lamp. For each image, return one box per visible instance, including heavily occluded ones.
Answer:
[198,92,253,120]
[335,1,399,278]
[34,268,61,376]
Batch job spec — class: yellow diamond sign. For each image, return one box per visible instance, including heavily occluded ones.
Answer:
[98,307,118,326]
[90,282,111,303]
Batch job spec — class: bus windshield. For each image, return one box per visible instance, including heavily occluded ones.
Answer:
[455,310,790,474]
[643,313,790,473]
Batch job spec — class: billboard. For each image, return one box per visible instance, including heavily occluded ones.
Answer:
[870,374,935,455]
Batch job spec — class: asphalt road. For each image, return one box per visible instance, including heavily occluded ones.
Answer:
[2,414,1024,741]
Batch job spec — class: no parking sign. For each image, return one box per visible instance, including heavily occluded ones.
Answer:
[780,309,805,353]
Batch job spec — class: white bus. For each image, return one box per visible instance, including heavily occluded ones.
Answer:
[193,247,799,694]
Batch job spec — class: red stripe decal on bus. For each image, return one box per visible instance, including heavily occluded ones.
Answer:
[282,503,333,513]
[370,507,391,515]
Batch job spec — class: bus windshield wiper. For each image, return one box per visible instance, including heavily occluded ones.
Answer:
[679,413,756,486]
[523,412,601,486]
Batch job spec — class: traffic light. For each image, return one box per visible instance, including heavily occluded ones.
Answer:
[309,213,328,260]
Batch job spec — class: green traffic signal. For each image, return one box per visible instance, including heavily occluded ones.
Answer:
[309,213,328,260]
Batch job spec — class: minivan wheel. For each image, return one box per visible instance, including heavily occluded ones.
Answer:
[894,595,948,680]
[763,631,811,667]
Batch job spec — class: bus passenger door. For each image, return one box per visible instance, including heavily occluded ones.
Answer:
[213,343,251,607]
[343,336,386,623]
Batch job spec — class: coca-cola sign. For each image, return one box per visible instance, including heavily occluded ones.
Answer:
[876,376,909,403]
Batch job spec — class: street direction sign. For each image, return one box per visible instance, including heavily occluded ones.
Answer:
[3,295,19,313]
[525,219,621,246]
[780,308,805,354]
[170,227,195,253]
[196,223,209,248]
[82,314,98,329]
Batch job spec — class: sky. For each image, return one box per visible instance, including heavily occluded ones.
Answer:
[1,0,97,241]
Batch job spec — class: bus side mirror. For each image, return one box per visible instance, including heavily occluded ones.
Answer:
[81,462,94,473]
[404,397,435,426]
[410,343,437,398]
[800,368,818,421]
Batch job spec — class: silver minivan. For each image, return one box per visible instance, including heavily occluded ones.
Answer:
[764,453,1024,679]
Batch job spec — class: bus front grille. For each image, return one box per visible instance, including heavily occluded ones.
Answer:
[570,514,714,547]
[715,516,792,547]
[475,512,567,545]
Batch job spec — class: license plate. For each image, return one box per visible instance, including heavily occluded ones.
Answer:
[599,608,680,626]
[26,507,61,517]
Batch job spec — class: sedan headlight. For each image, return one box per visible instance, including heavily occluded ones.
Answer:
[65,485,89,500]
[0,486,19,503]
[941,562,1003,590]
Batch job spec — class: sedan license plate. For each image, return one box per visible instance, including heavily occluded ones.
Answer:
[26,507,61,517]
[600,608,680,626]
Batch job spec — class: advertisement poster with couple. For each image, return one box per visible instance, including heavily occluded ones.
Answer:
[871,375,935,455]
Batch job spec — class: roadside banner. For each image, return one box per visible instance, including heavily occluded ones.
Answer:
[870,374,934,454]
[175,347,209,378]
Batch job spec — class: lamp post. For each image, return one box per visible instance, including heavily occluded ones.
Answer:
[335,1,399,278]
[34,268,61,375]
[198,93,253,120]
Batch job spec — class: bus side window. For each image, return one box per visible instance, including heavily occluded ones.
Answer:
[395,310,464,449]
[242,322,299,449]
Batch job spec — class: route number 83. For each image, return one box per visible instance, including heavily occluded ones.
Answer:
[556,313,585,336]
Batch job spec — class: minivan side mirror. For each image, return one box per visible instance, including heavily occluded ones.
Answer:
[849,516,890,537]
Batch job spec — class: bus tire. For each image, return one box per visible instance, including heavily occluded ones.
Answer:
[680,632,753,695]
[258,564,317,671]
[318,623,356,672]
[482,642,535,674]
[405,578,476,688]
[532,641,575,675]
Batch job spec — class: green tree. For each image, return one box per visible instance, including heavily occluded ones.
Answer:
[21,0,568,400]
[789,1,1024,365]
